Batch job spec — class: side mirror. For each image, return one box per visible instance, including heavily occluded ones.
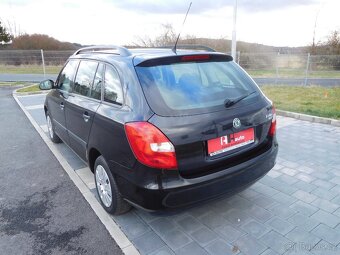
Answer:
[39,79,54,90]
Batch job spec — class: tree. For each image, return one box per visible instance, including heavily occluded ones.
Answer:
[325,30,340,70]
[309,30,340,54]
[135,23,177,47]
[154,23,177,46]
[10,34,77,50]
[0,21,12,43]
[4,19,23,38]
[326,30,340,54]
[311,30,340,70]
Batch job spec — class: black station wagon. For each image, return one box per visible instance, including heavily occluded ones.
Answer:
[39,45,278,214]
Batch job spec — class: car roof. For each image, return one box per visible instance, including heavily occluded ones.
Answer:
[69,46,229,66]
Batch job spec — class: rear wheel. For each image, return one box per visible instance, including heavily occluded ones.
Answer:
[46,112,61,143]
[94,156,131,215]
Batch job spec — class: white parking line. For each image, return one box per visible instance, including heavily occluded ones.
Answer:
[16,93,47,98]
[26,104,44,110]
[277,116,297,129]
[76,167,96,190]
[40,125,48,133]
[13,93,140,255]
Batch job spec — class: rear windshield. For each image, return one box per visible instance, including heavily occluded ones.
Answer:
[135,57,260,116]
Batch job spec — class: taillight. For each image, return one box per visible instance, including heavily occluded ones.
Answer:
[269,106,277,136]
[124,122,177,170]
[181,55,210,61]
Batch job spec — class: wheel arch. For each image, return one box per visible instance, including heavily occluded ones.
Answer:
[88,147,101,173]
[44,105,48,116]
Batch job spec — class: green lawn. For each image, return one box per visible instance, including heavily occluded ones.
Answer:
[261,85,340,119]
[16,84,40,93]
[0,65,62,74]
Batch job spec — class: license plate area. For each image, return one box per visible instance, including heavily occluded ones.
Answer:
[207,128,255,156]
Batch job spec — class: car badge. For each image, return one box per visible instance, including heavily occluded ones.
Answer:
[233,118,241,129]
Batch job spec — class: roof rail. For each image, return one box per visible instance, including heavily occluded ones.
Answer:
[73,45,131,56]
[160,44,216,52]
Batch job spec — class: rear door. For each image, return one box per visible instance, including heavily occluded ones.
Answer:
[64,60,103,161]
[135,54,274,177]
[87,63,128,166]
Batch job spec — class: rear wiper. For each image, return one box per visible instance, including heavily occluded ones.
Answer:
[224,91,257,108]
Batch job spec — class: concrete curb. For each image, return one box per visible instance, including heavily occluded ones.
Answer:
[15,90,49,96]
[276,109,340,127]
[12,89,140,255]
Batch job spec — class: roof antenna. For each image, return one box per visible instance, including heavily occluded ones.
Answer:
[172,2,192,54]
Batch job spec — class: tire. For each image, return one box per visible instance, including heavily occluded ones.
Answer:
[46,112,62,143]
[94,156,131,215]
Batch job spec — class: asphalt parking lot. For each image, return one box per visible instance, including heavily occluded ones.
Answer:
[0,87,123,255]
[10,91,340,255]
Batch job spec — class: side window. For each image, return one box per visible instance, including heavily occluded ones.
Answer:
[90,63,104,100]
[104,65,123,105]
[73,60,98,97]
[57,60,79,92]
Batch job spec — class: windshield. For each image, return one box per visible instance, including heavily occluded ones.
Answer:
[135,60,260,116]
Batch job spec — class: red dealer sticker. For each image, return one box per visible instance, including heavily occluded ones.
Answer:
[207,128,255,156]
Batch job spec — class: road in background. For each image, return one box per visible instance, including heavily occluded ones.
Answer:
[0,86,123,255]
[1,73,340,86]
[0,73,56,82]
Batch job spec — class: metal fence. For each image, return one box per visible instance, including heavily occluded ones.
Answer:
[0,50,339,82]
[0,50,73,65]
[238,52,340,80]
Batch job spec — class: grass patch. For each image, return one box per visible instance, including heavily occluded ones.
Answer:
[0,65,62,74]
[261,85,340,119]
[16,84,41,93]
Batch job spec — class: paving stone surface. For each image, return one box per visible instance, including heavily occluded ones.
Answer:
[17,95,340,255]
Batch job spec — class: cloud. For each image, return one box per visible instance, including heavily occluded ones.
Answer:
[1,0,32,5]
[240,0,318,11]
[111,0,318,14]
[1,0,318,13]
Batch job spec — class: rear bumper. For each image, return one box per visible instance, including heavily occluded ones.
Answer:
[117,140,278,211]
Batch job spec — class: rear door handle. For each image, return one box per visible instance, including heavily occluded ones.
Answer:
[60,102,64,110]
[83,112,90,122]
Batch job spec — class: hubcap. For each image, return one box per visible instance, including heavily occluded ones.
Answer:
[47,116,54,139]
[95,165,112,207]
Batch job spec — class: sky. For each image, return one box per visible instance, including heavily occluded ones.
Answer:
[1,0,339,48]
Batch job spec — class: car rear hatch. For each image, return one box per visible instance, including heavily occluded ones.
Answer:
[134,52,275,178]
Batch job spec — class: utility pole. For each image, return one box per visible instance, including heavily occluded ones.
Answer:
[231,0,238,60]
[312,2,325,54]
[312,8,320,54]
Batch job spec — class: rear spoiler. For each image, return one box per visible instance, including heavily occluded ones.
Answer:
[135,53,233,67]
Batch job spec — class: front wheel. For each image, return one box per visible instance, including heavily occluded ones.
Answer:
[46,112,61,143]
[94,156,131,215]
